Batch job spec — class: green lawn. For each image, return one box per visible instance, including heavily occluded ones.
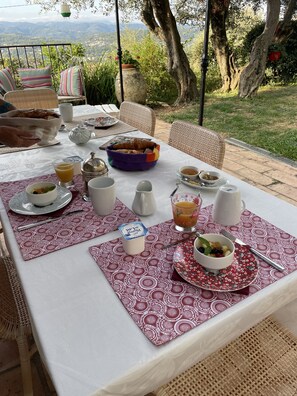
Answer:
[156,85,297,161]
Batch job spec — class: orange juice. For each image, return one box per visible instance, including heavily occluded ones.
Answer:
[172,201,198,228]
[54,163,74,183]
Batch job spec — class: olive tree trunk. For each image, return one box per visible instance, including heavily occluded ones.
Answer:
[274,0,297,43]
[141,0,198,104]
[210,0,240,92]
[238,0,280,98]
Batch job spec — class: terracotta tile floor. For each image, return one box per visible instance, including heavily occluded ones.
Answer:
[1,118,296,395]
[155,119,297,207]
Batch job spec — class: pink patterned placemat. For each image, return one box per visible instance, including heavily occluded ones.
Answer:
[89,205,297,346]
[0,174,139,261]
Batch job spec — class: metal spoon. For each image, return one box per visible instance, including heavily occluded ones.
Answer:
[170,180,181,197]
[181,176,207,187]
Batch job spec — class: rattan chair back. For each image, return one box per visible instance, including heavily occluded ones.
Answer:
[154,317,297,396]
[0,236,34,395]
[4,88,59,110]
[119,101,156,136]
[168,121,225,169]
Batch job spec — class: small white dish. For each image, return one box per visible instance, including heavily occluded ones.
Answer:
[9,186,72,215]
[84,116,118,128]
[193,233,234,272]
[178,166,199,180]
[177,171,227,191]
[26,182,58,207]
[199,170,221,185]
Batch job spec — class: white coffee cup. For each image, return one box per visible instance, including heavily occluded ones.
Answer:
[88,177,116,216]
[212,184,245,226]
[59,103,73,123]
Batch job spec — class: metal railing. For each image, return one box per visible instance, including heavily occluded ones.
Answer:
[0,43,74,91]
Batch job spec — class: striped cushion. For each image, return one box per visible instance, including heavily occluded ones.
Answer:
[18,66,53,89]
[58,66,83,96]
[0,68,17,93]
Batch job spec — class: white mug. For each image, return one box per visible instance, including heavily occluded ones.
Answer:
[212,184,245,226]
[88,177,116,216]
[132,180,156,216]
[59,103,73,123]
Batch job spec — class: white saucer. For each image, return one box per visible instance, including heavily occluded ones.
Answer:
[84,116,118,128]
[176,171,228,191]
[9,186,72,215]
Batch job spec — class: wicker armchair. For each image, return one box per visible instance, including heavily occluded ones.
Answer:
[168,121,225,169]
[154,317,297,396]
[0,236,35,395]
[119,101,156,136]
[4,88,59,110]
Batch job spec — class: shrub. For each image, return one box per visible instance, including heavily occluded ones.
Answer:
[187,33,221,93]
[83,56,118,105]
[118,31,178,103]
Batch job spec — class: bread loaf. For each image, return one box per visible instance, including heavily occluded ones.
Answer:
[9,109,60,120]
[112,138,155,151]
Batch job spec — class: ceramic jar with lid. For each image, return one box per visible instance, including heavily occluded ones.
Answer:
[81,152,108,200]
[68,123,92,145]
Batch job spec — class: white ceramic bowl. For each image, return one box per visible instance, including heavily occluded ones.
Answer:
[199,170,221,185]
[26,182,58,207]
[193,233,235,272]
[179,165,199,180]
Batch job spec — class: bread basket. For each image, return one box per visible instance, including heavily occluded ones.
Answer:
[106,137,160,171]
[0,108,61,144]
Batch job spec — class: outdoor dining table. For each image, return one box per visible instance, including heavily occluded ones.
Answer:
[0,104,297,396]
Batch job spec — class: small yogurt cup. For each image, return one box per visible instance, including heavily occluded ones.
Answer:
[119,222,149,255]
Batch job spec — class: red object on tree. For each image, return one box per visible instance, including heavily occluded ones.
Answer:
[268,51,281,61]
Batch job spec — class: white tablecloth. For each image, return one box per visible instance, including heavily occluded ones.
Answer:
[1,105,297,396]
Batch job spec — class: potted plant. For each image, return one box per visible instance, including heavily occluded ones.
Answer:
[114,50,147,104]
[268,43,284,61]
[116,50,140,69]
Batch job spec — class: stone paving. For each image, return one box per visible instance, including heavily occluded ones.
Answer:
[155,119,297,207]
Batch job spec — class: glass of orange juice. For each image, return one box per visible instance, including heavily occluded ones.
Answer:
[53,160,74,188]
[171,192,202,232]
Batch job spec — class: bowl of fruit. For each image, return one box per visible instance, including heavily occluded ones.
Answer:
[199,170,221,185]
[193,233,234,272]
[26,181,58,207]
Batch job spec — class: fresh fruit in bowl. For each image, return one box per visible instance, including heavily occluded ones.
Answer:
[26,182,58,207]
[179,166,199,180]
[199,170,221,185]
[193,233,235,272]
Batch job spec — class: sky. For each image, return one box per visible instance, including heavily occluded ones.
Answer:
[0,0,114,23]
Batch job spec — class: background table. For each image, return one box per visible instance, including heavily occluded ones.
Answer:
[1,105,297,396]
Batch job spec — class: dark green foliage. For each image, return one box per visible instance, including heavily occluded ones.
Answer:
[119,50,140,68]
[243,21,297,84]
[83,58,118,105]
[119,32,178,103]
[242,22,265,63]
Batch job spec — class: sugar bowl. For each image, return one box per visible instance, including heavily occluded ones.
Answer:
[81,152,108,200]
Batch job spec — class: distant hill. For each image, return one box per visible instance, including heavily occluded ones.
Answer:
[0,20,148,57]
[0,20,146,43]
[0,20,196,58]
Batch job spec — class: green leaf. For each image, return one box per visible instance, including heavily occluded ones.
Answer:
[199,237,212,255]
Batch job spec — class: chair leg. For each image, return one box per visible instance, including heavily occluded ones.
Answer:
[16,333,33,396]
